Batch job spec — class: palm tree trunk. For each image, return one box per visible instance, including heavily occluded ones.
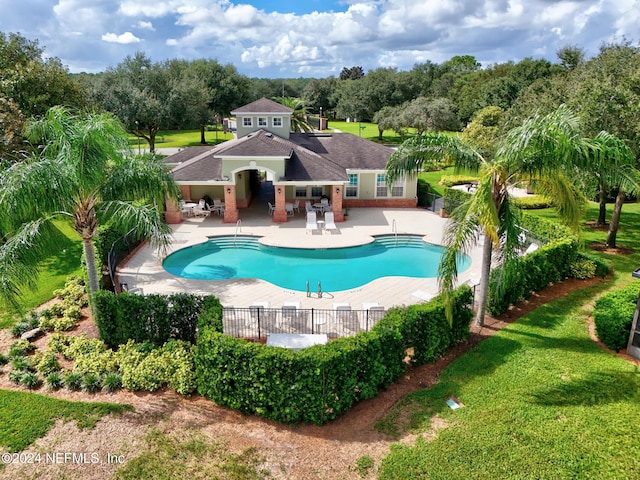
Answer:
[606,190,625,248]
[474,236,493,327]
[597,181,607,226]
[200,124,206,144]
[83,238,101,299]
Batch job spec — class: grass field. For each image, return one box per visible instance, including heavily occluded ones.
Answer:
[128,128,235,149]
[0,219,84,329]
[0,389,129,453]
[378,200,640,479]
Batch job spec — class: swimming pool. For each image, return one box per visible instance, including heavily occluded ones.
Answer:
[162,234,471,292]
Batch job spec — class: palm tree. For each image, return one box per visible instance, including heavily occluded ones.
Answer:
[273,97,314,133]
[387,106,591,326]
[0,106,180,307]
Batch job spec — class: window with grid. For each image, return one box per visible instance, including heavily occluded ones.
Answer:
[311,186,323,197]
[272,117,283,127]
[391,180,404,197]
[242,117,252,127]
[346,174,358,197]
[258,117,267,127]
[295,187,307,197]
[376,174,388,197]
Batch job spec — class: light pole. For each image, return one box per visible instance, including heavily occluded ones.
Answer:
[134,121,141,155]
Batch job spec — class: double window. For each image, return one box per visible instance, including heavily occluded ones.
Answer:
[242,117,252,127]
[258,117,268,127]
[376,174,404,197]
[272,117,283,127]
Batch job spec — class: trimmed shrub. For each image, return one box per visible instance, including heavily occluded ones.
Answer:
[440,175,479,187]
[35,351,61,377]
[0,353,8,365]
[20,372,41,389]
[94,291,213,347]
[416,178,432,207]
[593,283,640,351]
[196,287,472,425]
[82,373,102,392]
[512,195,552,209]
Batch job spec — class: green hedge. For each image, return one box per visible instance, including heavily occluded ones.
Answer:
[442,187,471,213]
[94,291,221,348]
[417,178,432,207]
[195,286,473,425]
[486,214,582,316]
[593,283,640,351]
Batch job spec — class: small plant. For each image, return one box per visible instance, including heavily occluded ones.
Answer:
[35,351,61,377]
[20,372,41,389]
[0,353,8,365]
[82,373,102,393]
[10,322,31,338]
[102,373,123,392]
[8,339,36,358]
[64,372,83,391]
[45,372,64,390]
[355,455,375,478]
[8,369,24,384]
[11,356,34,372]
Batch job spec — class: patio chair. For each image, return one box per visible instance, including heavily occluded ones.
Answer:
[335,304,360,334]
[306,211,317,234]
[179,200,193,217]
[193,199,211,217]
[324,212,338,233]
[292,199,301,213]
[305,201,313,213]
[282,304,307,332]
[251,304,277,335]
[285,203,295,216]
[212,198,225,216]
[267,202,275,215]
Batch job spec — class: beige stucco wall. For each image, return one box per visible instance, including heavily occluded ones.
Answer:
[222,158,286,179]
[235,115,291,139]
[190,185,226,201]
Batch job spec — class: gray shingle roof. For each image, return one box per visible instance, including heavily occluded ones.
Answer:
[231,97,293,115]
[166,131,393,183]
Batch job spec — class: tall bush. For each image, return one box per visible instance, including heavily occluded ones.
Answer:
[593,283,640,351]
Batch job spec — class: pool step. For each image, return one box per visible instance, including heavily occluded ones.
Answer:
[207,235,262,251]
[373,234,427,248]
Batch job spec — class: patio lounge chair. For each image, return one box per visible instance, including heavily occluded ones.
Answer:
[324,212,338,233]
[193,199,210,217]
[334,303,360,334]
[306,211,317,234]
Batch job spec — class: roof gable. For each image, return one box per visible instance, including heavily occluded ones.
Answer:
[231,97,293,115]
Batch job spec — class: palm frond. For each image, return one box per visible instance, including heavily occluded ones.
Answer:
[100,201,173,253]
[0,218,60,307]
[386,133,483,184]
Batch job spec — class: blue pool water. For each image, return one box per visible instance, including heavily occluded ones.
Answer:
[162,234,471,292]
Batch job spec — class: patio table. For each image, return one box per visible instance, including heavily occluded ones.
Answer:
[266,333,328,350]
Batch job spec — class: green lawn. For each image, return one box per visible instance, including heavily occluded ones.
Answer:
[378,199,640,478]
[0,389,129,453]
[128,128,235,149]
[0,219,84,329]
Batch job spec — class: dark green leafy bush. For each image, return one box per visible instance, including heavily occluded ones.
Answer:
[64,372,83,391]
[20,372,41,389]
[196,287,472,425]
[94,291,215,347]
[593,283,640,351]
[82,373,102,392]
[102,373,123,392]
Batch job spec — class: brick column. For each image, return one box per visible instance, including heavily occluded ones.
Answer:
[272,184,288,223]
[165,195,183,224]
[332,184,344,222]
[223,186,239,223]
[180,185,192,201]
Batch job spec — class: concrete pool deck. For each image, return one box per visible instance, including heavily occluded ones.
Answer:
[117,206,484,310]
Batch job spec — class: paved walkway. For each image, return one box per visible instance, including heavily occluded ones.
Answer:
[118,203,484,310]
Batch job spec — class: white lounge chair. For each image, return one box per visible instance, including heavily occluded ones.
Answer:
[324,212,338,233]
[193,199,210,217]
[306,211,317,234]
[267,202,275,215]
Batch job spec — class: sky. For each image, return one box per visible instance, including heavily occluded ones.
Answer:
[1,0,638,78]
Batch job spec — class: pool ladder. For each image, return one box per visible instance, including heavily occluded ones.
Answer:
[234,219,241,247]
[392,219,398,246]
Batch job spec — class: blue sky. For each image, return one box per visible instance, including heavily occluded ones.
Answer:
[0,1,638,77]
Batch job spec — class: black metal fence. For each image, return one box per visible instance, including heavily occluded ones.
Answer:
[221,307,386,340]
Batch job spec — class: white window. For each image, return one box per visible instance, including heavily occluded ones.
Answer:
[258,117,267,127]
[376,174,404,197]
[242,117,252,127]
[346,174,358,197]
[376,174,388,197]
[272,117,283,127]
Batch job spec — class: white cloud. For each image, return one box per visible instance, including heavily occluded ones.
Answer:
[101,32,142,44]
[137,21,155,31]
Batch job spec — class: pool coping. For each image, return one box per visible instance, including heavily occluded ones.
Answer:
[117,208,484,310]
